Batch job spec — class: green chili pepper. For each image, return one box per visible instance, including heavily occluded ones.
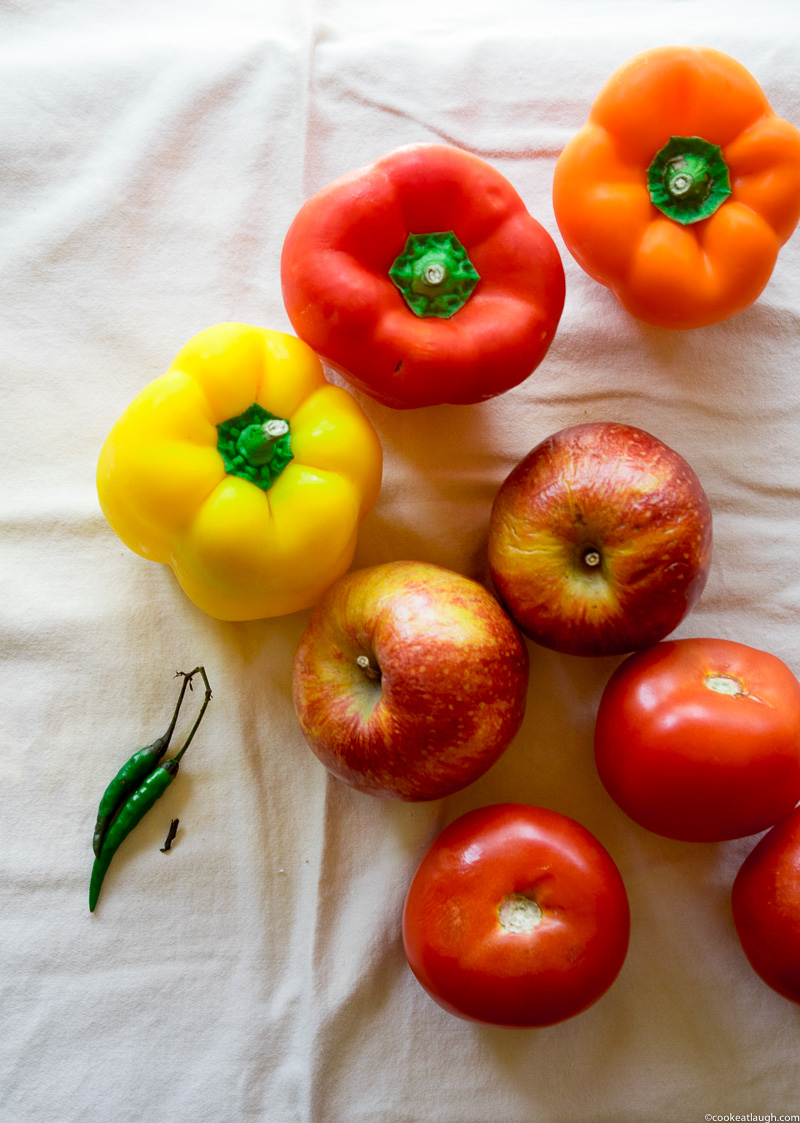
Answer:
[89,667,212,913]
[92,670,196,857]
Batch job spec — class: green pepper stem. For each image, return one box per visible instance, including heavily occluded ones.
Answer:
[389,231,480,318]
[170,667,212,764]
[236,419,290,466]
[647,136,731,225]
[217,404,293,491]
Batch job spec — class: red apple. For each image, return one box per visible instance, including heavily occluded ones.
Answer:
[291,561,529,800]
[487,422,713,657]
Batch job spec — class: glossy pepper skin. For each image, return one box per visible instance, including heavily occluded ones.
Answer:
[92,671,192,857]
[90,757,181,912]
[553,46,800,329]
[281,143,565,409]
[97,324,383,621]
[90,667,212,913]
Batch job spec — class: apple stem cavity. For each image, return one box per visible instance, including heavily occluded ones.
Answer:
[498,892,542,934]
[356,654,381,682]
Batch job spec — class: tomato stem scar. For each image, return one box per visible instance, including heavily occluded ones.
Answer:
[704,672,746,697]
[498,893,542,933]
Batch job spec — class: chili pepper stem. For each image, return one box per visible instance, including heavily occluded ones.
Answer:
[170,667,212,764]
[163,669,193,742]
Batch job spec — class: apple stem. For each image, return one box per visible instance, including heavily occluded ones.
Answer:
[356,654,381,682]
[583,548,601,568]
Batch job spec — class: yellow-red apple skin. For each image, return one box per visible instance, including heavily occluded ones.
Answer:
[291,561,529,800]
[487,422,713,657]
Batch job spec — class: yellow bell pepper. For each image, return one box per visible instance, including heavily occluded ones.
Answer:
[97,323,383,621]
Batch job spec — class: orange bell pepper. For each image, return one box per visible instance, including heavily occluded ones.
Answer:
[553,46,800,329]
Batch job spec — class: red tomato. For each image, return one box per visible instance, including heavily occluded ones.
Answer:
[594,638,800,842]
[401,804,630,1027]
[732,807,800,1004]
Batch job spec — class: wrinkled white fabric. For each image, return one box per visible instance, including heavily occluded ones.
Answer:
[3,1,800,1120]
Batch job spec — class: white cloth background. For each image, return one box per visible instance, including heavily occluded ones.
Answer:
[3,1,800,1120]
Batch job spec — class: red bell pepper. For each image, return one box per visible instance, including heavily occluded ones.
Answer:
[280,144,565,409]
